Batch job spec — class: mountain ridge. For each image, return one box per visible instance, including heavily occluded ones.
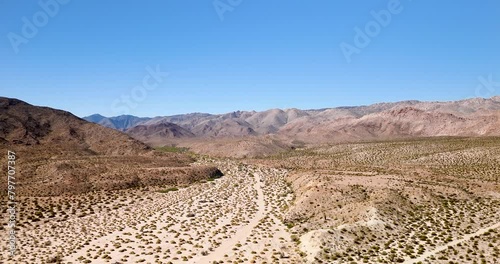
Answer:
[0,97,222,196]
[82,96,500,148]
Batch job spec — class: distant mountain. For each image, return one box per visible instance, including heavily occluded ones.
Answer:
[278,97,500,143]
[84,96,500,149]
[126,121,195,145]
[83,114,151,131]
[84,113,107,123]
[138,109,310,136]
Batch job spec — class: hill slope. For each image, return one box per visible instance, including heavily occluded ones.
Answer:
[126,121,195,145]
[0,97,221,196]
[0,97,150,155]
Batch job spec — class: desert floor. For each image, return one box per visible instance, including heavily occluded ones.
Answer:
[2,138,500,264]
[1,160,302,264]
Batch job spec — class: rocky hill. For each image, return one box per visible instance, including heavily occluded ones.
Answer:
[0,97,221,196]
[126,121,195,146]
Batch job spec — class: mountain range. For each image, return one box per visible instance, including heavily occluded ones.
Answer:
[83,96,500,149]
[2,95,500,195]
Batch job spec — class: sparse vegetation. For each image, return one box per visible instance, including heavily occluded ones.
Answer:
[1,137,498,263]
[155,146,190,153]
[158,187,179,193]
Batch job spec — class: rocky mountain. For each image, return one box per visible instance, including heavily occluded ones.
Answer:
[0,98,150,155]
[126,121,195,146]
[0,97,221,196]
[278,98,500,143]
[84,96,500,149]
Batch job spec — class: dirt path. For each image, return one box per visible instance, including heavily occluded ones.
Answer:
[194,172,266,263]
[404,221,500,264]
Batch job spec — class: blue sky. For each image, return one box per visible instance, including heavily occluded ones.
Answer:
[1,0,499,117]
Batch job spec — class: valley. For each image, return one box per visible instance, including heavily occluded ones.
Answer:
[3,1,499,262]
[1,137,499,263]
[1,159,302,263]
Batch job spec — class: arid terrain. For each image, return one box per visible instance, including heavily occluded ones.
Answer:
[0,97,221,196]
[1,97,500,263]
[85,97,500,150]
[1,158,301,263]
[252,137,500,263]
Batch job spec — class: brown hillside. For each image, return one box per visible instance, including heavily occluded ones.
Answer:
[0,97,221,196]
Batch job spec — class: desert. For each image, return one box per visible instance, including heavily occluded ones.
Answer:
[2,1,499,263]
[1,97,499,263]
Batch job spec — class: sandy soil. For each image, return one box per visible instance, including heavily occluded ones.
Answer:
[1,160,301,263]
[404,221,500,264]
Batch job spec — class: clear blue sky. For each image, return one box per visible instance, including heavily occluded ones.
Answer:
[1,0,499,117]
